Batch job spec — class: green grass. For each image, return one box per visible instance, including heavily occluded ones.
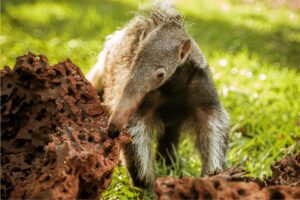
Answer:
[1,0,300,199]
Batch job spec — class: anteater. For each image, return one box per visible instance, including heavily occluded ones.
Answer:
[87,5,229,189]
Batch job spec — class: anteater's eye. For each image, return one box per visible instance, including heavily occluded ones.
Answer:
[156,68,166,79]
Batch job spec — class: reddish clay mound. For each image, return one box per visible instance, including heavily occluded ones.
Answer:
[155,153,300,200]
[1,53,130,199]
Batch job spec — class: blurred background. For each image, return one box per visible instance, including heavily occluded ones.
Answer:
[1,0,299,199]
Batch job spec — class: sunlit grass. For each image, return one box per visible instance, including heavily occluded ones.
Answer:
[1,0,299,199]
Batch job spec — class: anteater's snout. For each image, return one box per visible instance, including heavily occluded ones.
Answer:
[108,96,140,139]
[108,123,120,139]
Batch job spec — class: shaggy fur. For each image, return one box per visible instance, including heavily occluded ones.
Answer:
[87,5,229,189]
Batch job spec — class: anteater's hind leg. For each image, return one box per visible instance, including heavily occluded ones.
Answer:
[156,124,181,166]
[193,108,229,176]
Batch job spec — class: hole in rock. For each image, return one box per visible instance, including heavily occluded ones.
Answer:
[213,180,221,190]
[36,108,46,121]
[14,139,29,148]
[88,136,93,142]
[203,191,212,200]
[270,190,284,200]
[237,189,246,196]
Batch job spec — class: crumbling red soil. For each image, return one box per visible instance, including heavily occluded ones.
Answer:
[265,152,300,186]
[155,153,300,200]
[1,52,130,199]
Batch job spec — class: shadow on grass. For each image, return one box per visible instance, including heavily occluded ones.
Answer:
[2,0,299,71]
[185,14,300,71]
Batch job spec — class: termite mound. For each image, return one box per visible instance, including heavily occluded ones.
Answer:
[1,52,130,199]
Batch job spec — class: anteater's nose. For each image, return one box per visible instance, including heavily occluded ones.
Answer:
[108,123,120,139]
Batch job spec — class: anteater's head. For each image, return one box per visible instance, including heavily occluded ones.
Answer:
[108,22,192,137]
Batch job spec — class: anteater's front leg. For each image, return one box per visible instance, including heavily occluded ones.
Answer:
[194,107,229,176]
[122,119,154,189]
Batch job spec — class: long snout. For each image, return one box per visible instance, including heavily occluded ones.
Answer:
[108,94,143,138]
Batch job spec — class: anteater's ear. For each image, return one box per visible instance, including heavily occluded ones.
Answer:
[178,39,192,63]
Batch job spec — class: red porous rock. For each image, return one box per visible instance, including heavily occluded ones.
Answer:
[155,176,300,200]
[1,52,130,199]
